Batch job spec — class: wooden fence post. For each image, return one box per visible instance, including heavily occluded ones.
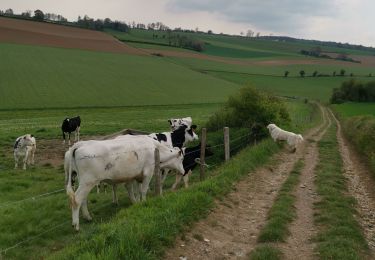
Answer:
[199,128,207,181]
[224,127,230,161]
[154,148,162,196]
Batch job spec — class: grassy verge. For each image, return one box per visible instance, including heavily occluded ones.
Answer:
[248,160,304,260]
[341,116,375,175]
[50,139,280,259]
[314,114,369,259]
[257,160,304,243]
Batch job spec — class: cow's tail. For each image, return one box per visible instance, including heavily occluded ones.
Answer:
[67,146,78,209]
[297,134,304,143]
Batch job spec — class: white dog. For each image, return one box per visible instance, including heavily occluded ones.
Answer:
[267,124,303,152]
[14,134,36,170]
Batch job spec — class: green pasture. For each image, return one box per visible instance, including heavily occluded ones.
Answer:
[332,102,375,117]
[0,43,239,110]
[0,99,314,259]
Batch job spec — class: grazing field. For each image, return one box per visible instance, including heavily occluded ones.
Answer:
[0,100,313,259]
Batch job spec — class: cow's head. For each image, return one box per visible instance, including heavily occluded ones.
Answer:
[168,117,192,131]
[186,125,198,143]
[22,134,35,146]
[160,147,185,174]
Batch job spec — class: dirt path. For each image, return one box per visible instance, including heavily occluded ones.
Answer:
[278,106,331,259]
[164,105,327,260]
[330,109,375,255]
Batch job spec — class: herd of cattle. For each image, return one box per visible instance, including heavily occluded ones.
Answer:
[12,116,303,231]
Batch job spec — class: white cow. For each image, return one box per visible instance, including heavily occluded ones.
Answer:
[14,134,36,170]
[267,124,304,152]
[66,135,185,230]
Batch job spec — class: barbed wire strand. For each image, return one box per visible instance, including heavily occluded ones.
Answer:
[0,200,115,255]
[0,188,65,209]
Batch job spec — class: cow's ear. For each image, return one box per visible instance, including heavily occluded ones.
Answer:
[31,134,34,137]
[191,125,197,129]
[168,120,172,124]
[23,136,26,139]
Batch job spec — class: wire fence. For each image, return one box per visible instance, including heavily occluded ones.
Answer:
[0,127,258,256]
[0,188,65,209]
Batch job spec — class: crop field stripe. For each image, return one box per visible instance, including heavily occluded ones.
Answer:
[314,111,369,259]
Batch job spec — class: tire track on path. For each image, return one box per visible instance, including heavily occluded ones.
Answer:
[330,109,375,256]
[278,105,331,260]
[164,105,326,260]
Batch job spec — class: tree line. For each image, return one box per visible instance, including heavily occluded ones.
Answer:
[0,8,130,33]
[330,80,375,103]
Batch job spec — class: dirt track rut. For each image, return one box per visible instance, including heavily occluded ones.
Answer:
[331,109,375,255]
[164,105,329,259]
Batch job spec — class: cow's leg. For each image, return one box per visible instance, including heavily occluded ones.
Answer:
[81,198,92,221]
[125,182,137,203]
[30,147,35,165]
[76,127,80,142]
[172,173,183,190]
[68,133,71,146]
[160,169,169,194]
[96,184,100,193]
[23,149,29,170]
[134,181,141,202]
[63,131,66,145]
[72,183,95,231]
[140,170,153,201]
[183,170,191,188]
[112,184,118,205]
[14,152,18,169]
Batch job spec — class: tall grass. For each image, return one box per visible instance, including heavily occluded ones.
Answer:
[342,116,375,175]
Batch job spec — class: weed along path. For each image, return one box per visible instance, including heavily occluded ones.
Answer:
[164,105,327,260]
[331,109,375,255]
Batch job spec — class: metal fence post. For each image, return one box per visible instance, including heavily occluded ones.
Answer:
[224,127,230,161]
[154,148,161,196]
[199,128,207,181]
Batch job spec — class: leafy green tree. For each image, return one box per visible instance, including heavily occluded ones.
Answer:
[340,69,346,76]
[284,71,289,77]
[299,70,305,77]
[34,9,44,21]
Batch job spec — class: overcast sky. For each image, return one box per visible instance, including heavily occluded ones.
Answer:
[1,0,374,47]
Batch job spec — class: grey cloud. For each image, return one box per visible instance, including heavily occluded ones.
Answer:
[166,0,338,32]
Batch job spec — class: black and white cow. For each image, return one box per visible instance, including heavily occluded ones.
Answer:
[62,116,81,146]
[166,143,214,190]
[168,117,192,131]
[148,124,198,149]
[14,134,36,170]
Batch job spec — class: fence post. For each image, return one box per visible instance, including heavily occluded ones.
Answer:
[154,148,162,196]
[224,127,230,161]
[199,128,207,181]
